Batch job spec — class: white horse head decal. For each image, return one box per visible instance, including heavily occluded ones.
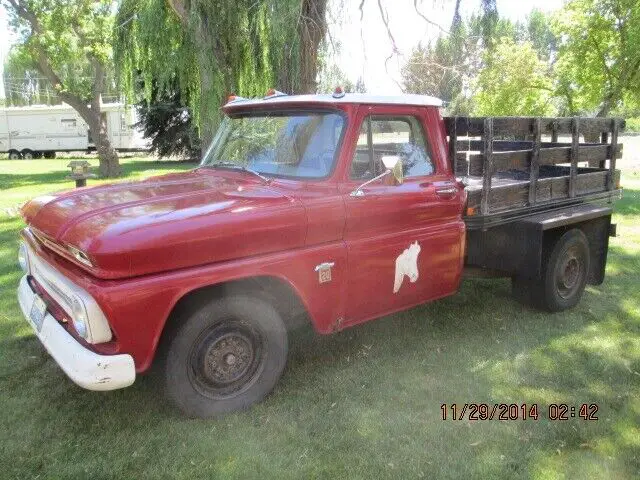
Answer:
[393,241,421,293]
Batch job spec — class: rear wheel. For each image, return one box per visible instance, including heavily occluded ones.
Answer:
[541,229,590,311]
[21,149,34,159]
[164,295,288,418]
[512,229,590,312]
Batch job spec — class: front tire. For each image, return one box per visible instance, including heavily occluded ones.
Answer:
[164,295,288,418]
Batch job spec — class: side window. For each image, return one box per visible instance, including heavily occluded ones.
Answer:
[350,115,435,179]
[61,118,77,128]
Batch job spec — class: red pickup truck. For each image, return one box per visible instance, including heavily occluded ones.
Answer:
[16,92,622,417]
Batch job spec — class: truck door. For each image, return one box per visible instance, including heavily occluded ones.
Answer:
[341,106,465,325]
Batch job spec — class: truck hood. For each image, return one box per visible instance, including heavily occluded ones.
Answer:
[21,169,307,279]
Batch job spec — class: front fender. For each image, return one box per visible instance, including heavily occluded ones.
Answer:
[88,242,348,372]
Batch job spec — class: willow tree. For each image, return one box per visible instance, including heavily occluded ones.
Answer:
[4,0,121,176]
[115,0,327,150]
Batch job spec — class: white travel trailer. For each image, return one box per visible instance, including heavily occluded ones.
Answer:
[0,103,150,159]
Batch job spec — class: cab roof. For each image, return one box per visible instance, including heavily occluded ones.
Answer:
[224,93,443,110]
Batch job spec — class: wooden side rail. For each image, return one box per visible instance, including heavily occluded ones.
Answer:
[444,116,625,215]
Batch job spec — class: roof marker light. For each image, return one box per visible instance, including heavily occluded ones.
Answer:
[264,89,287,99]
[226,94,247,104]
[332,86,345,98]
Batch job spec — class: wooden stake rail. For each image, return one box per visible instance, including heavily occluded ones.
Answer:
[443,116,624,216]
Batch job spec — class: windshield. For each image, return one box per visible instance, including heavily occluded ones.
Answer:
[201,111,345,179]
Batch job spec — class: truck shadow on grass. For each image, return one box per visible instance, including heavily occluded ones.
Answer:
[273,247,639,477]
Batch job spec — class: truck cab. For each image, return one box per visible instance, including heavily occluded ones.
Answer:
[16,92,619,417]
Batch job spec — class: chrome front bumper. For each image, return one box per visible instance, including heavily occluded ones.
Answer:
[17,275,136,391]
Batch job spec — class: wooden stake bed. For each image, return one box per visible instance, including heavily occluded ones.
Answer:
[444,116,624,229]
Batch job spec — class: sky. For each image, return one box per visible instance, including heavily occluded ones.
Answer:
[0,0,561,100]
[329,0,562,93]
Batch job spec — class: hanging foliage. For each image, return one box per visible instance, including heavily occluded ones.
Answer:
[114,0,322,150]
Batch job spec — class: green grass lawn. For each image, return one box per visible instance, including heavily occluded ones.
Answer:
[0,157,638,479]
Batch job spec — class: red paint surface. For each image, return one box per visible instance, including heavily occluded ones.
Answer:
[20,99,466,372]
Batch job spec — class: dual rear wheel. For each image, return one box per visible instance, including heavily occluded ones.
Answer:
[7,149,50,159]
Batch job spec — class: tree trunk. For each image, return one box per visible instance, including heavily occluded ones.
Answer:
[197,59,218,153]
[33,52,121,177]
[52,96,121,179]
[88,112,122,177]
[452,0,462,30]
[56,91,121,177]
[89,60,121,177]
[7,0,121,177]
[297,0,327,94]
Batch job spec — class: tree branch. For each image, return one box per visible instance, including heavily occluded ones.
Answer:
[589,37,613,87]
[167,0,188,25]
[5,0,99,127]
[5,0,42,34]
[413,0,449,35]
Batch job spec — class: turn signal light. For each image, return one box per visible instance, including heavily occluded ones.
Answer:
[266,88,276,96]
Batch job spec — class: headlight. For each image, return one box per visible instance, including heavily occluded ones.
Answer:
[18,242,29,273]
[71,295,89,339]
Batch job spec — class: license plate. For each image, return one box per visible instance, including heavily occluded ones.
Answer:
[29,294,47,332]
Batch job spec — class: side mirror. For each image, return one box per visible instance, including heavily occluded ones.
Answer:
[350,155,404,197]
[381,155,404,185]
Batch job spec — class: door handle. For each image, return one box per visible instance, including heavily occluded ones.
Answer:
[435,187,458,198]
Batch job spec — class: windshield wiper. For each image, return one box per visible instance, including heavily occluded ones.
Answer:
[207,162,271,184]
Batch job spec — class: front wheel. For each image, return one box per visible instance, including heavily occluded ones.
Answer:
[164,295,288,418]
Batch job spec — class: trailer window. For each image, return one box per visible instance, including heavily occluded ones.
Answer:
[120,114,130,131]
[350,115,434,180]
[61,118,77,128]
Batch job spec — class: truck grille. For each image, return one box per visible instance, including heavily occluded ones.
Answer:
[33,264,73,308]
[29,248,75,318]
[24,239,114,344]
